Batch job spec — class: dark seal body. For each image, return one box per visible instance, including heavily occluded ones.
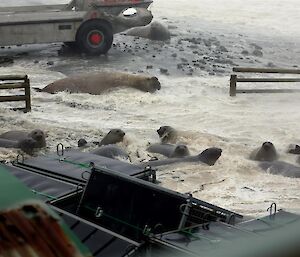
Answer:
[91,145,129,160]
[147,143,190,158]
[0,129,46,148]
[259,161,300,178]
[139,147,222,168]
[0,138,37,155]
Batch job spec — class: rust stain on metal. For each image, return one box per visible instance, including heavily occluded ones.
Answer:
[0,204,87,257]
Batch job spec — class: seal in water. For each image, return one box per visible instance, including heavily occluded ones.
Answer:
[78,138,88,148]
[287,144,300,155]
[171,145,190,158]
[100,129,126,146]
[40,72,161,94]
[147,143,190,158]
[91,145,129,160]
[259,161,300,178]
[250,142,278,162]
[139,147,222,168]
[0,129,46,148]
[0,138,37,155]
[126,21,171,41]
[157,126,178,144]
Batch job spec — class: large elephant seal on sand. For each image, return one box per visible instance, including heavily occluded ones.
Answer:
[259,161,300,178]
[147,143,190,158]
[157,126,178,144]
[0,129,46,148]
[100,129,126,146]
[40,72,161,94]
[250,142,278,162]
[139,147,222,168]
[126,21,171,41]
[91,145,129,160]
[0,138,37,155]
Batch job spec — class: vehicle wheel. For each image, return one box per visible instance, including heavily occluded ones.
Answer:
[76,20,113,55]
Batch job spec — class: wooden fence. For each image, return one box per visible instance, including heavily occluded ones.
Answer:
[229,67,300,96]
[0,75,31,112]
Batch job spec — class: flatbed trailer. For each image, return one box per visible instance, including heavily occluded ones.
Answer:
[0,0,153,54]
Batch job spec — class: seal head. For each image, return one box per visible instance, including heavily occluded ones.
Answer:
[170,144,190,158]
[78,138,88,147]
[198,147,222,166]
[28,129,46,148]
[251,141,278,162]
[100,129,126,146]
[157,126,177,144]
[288,144,300,155]
[145,77,161,93]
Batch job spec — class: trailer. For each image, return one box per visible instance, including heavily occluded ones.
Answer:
[0,0,153,55]
[3,156,300,257]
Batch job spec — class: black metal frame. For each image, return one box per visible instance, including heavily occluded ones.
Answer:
[48,166,243,246]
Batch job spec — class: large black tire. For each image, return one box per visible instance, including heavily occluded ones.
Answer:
[76,19,113,55]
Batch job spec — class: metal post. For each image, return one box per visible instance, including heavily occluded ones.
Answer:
[230,74,237,97]
[178,194,193,230]
[24,75,31,112]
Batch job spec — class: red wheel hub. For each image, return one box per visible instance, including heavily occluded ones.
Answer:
[89,32,103,45]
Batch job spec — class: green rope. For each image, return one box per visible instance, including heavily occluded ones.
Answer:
[55,158,91,169]
[179,227,218,242]
[83,205,145,233]
[31,190,58,200]
[44,154,92,169]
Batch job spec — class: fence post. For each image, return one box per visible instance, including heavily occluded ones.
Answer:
[24,75,31,112]
[230,75,237,97]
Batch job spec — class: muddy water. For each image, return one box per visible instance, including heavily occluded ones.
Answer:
[0,0,300,217]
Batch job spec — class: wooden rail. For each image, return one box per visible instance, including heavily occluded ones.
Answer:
[229,67,300,96]
[0,75,31,112]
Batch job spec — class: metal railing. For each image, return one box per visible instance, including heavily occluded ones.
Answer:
[0,74,31,112]
[229,67,300,96]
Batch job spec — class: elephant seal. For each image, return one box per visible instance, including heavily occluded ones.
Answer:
[40,72,161,94]
[139,147,222,168]
[157,126,178,144]
[259,161,300,178]
[78,138,88,148]
[100,129,125,146]
[0,138,37,155]
[287,144,300,155]
[147,143,190,158]
[171,145,190,158]
[91,145,129,160]
[126,21,171,41]
[0,129,46,148]
[250,142,278,162]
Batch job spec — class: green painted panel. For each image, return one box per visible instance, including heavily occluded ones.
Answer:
[0,164,35,210]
